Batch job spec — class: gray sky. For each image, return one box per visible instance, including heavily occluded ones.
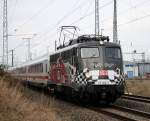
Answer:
[0,0,150,65]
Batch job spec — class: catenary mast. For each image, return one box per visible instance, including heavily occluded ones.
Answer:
[95,0,100,36]
[2,0,8,67]
[113,0,118,43]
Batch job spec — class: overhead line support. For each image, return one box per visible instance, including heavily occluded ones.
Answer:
[95,0,100,36]
[113,0,118,43]
[3,0,8,67]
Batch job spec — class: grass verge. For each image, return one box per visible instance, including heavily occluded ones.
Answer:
[0,74,61,121]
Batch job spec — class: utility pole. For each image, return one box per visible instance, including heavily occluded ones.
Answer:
[100,28,104,36]
[113,0,118,43]
[95,0,100,37]
[141,52,145,62]
[3,0,8,67]
[22,38,32,61]
[10,49,14,67]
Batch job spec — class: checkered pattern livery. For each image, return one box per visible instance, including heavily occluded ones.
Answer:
[74,72,87,85]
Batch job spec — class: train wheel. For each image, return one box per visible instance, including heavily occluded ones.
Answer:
[79,88,90,105]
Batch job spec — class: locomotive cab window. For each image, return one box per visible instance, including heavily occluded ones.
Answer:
[81,47,99,58]
[105,47,121,59]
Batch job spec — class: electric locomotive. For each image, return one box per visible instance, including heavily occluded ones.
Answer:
[47,35,125,103]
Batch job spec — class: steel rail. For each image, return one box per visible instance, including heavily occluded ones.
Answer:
[123,94,150,100]
[122,94,150,103]
[89,107,137,121]
[112,105,150,119]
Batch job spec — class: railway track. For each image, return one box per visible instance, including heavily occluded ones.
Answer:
[122,94,150,103]
[89,104,150,121]
[27,84,150,121]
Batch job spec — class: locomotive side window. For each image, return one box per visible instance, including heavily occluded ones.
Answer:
[50,53,60,63]
[61,50,71,61]
[105,47,121,59]
[81,47,99,58]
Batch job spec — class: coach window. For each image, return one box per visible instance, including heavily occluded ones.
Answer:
[38,64,40,73]
[37,64,39,72]
[37,64,39,73]
[40,63,43,72]
[31,65,33,72]
[35,65,36,72]
[38,64,39,72]
[36,64,38,72]
[38,64,40,72]
[31,66,33,73]
[45,64,47,72]
[32,65,33,73]
[34,65,36,73]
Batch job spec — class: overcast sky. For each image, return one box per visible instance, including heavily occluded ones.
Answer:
[0,0,150,65]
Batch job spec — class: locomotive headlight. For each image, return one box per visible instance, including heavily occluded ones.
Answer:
[85,71,92,79]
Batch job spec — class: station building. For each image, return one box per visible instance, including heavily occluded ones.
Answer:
[123,61,150,78]
[123,61,138,78]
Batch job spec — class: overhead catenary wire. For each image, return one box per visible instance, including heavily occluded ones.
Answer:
[71,0,150,27]
[9,34,37,51]
[12,0,85,41]
[4,1,114,62]
[34,0,90,41]
[100,15,150,33]
[1,0,56,59]
[6,0,150,63]
[29,0,90,50]
[118,13,150,27]
[9,0,115,53]
[81,0,150,32]
[12,0,56,31]
[103,11,150,31]
[33,0,113,49]
[30,0,125,51]
[9,0,18,26]
[69,0,114,26]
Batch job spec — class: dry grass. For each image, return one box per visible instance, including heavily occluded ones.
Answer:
[1,73,133,121]
[126,79,150,97]
[0,75,62,121]
[0,75,116,121]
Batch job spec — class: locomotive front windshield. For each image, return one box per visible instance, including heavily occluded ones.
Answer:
[105,47,121,59]
[81,47,99,58]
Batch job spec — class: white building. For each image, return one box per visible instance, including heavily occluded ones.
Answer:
[123,61,138,78]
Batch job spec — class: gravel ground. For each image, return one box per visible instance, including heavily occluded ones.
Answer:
[115,98,150,113]
[27,89,118,121]
[101,107,149,121]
